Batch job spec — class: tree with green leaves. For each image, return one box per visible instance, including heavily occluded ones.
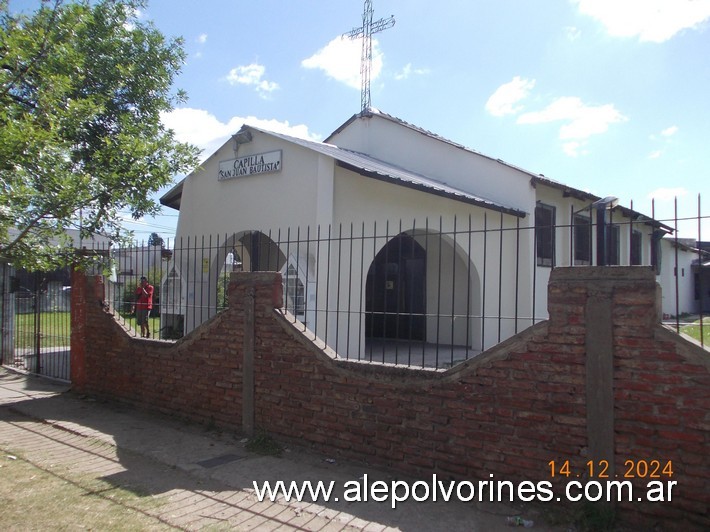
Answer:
[0,0,198,270]
[147,231,164,247]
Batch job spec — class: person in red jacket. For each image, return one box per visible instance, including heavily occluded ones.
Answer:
[135,276,154,338]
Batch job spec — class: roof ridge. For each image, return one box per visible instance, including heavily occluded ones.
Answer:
[328,109,553,182]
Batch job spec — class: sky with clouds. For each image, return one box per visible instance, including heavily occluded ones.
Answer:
[12,0,710,239]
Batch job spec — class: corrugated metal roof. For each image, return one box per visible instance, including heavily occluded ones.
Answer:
[161,111,670,231]
[336,111,674,231]
[326,109,544,180]
[249,125,527,217]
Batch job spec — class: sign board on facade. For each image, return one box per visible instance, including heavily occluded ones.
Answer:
[218,150,282,181]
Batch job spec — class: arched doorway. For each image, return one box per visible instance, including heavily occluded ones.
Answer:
[365,233,426,341]
[238,231,284,272]
[208,230,285,316]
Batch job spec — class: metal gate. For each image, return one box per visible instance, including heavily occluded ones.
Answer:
[1,266,72,382]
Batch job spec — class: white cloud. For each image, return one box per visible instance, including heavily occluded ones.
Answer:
[302,36,384,89]
[661,125,679,137]
[226,63,279,97]
[394,63,430,80]
[192,34,207,59]
[647,187,688,201]
[562,141,589,157]
[487,79,626,156]
[485,76,536,117]
[648,125,679,157]
[573,0,710,42]
[161,108,320,162]
[517,96,627,156]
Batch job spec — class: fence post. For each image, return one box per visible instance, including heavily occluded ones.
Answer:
[242,286,255,438]
[231,271,283,437]
[0,264,14,365]
[584,277,615,482]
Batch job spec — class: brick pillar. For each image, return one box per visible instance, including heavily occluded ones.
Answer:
[70,271,105,391]
[70,268,88,390]
[548,266,659,475]
[229,271,283,436]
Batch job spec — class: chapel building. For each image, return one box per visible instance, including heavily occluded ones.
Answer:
[160,110,681,364]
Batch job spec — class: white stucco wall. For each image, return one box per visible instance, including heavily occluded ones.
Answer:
[174,129,333,240]
[657,239,699,317]
[328,113,535,213]
[169,130,337,333]
[531,184,664,323]
[331,168,534,353]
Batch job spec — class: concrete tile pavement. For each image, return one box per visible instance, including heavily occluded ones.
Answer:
[0,368,562,531]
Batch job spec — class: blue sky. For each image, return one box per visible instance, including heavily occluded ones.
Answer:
[12,0,710,241]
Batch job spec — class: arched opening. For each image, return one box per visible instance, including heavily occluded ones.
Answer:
[214,231,286,309]
[237,231,285,272]
[361,228,483,367]
[280,250,316,327]
[365,233,426,341]
[160,265,185,339]
[217,246,242,310]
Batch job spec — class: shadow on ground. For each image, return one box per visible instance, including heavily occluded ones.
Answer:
[0,369,568,531]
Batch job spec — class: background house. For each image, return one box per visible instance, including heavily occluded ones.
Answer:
[657,237,710,317]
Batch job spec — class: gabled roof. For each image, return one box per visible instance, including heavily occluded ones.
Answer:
[326,109,544,181]
[161,110,671,231]
[160,123,527,217]
[256,126,526,217]
[326,109,673,232]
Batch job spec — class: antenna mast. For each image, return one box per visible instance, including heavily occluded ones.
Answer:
[343,0,395,114]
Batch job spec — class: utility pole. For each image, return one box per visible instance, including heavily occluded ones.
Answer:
[343,0,395,115]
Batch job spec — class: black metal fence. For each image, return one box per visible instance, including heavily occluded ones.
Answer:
[103,204,708,369]
[1,204,705,376]
[0,265,72,381]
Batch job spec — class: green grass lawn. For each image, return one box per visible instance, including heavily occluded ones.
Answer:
[14,312,70,349]
[0,446,173,531]
[15,311,163,346]
[118,313,161,338]
[680,317,710,346]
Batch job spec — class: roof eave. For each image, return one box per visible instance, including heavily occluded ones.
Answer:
[531,176,674,233]
[336,161,526,218]
[160,181,183,211]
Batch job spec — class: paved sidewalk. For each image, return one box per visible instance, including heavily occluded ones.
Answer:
[0,368,561,531]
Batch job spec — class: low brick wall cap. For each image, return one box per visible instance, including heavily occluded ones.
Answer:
[550,266,655,283]
[230,271,281,283]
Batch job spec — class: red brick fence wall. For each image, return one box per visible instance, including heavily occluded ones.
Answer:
[71,267,709,530]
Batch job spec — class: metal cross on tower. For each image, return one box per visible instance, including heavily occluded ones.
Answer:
[343,0,395,114]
